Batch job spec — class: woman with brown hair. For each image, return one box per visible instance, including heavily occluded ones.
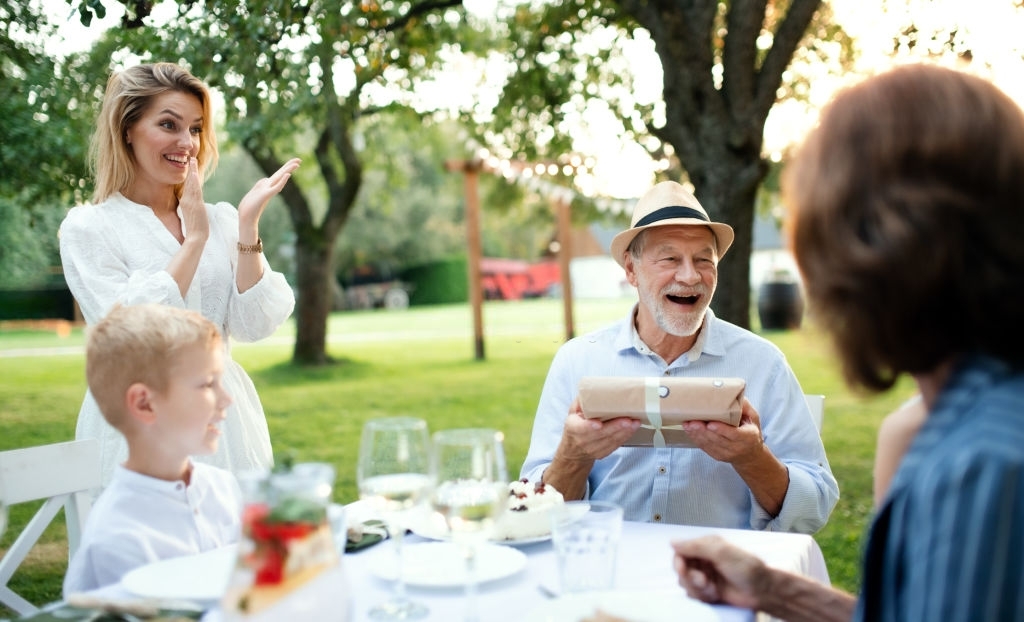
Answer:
[60,62,300,486]
[671,63,1024,621]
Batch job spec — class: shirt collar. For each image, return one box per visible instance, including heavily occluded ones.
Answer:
[112,461,194,498]
[618,304,722,364]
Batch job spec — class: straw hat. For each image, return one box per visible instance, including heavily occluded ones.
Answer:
[609,181,734,267]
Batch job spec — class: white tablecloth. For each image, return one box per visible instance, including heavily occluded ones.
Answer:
[337,521,829,622]
[92,519,828,622]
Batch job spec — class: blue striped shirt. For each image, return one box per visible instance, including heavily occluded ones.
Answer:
[857,355,1024,621]
[520,306,839,533]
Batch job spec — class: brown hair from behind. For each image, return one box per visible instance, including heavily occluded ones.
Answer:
[90,62,219,204]
[86,303,222,430]
[783,63,1024,392]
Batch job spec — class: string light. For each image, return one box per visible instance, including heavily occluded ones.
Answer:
[462,146,635,214]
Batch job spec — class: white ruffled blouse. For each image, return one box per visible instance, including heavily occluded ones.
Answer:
[59,193,295,486]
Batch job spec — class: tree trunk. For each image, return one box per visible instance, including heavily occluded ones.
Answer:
[696,160,761,328]
[292,234,335,365]
[621,0,822,329]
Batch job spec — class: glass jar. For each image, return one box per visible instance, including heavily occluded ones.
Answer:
[222,463,350,620]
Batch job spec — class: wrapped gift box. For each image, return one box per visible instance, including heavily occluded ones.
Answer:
[577,376,745,448]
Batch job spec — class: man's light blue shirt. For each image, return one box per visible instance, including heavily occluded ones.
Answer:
[521,306,839,534]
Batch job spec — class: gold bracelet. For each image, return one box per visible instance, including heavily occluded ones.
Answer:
[237,238,263,254]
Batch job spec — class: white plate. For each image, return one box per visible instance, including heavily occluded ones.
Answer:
[409,512,552,547]
[525,588,720,622]
[368,541,527,587]
[121,544,237,605]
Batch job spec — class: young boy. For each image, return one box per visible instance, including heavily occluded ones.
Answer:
[63,303,243,594]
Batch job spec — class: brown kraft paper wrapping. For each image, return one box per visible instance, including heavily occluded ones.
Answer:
[577,377,745,448]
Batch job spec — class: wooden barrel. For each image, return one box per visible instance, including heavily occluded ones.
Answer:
[757,280,805,330]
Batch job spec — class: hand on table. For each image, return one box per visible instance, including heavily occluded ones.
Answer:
[671,535,767,610]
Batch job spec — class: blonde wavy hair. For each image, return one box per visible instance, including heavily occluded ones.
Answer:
[89,62,219,203]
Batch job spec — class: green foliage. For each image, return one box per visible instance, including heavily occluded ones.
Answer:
[400,256,468,305]
[0,198,65,289]
[334,111,467,281]
[479,0,631,161]
[0,5,93,208]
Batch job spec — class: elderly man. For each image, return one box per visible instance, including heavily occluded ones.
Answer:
[520,181,838,534]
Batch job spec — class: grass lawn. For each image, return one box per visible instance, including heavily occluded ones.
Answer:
[0,298,916,615]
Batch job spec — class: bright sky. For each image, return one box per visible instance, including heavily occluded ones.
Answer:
[36,0,1024,200]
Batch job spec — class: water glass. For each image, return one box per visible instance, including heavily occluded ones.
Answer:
[551,500,623,594]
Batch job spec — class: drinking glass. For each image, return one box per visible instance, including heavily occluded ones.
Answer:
[357,417,433,620]
[430,428,508,622]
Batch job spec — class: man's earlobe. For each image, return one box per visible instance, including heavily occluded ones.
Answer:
[125,382,158,424]
[623,255,639,286]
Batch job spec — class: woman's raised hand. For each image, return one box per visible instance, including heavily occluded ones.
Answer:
[181,157,210,243]
[237,158,301,227]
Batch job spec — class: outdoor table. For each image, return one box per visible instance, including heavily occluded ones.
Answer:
[48,517,828,622]
[339,520,830,622]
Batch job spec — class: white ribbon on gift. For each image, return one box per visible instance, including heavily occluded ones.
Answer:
[644,377,667,448]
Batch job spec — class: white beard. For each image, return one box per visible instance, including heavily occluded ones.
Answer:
[638,282,712,338]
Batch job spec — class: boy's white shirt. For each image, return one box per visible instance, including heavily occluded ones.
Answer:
[63,461,243,594]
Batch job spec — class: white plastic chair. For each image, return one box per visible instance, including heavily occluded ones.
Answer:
[0,439,101,615]
[804,394,825,434]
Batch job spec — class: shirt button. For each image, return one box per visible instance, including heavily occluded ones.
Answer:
[175,483,184,491]
[653,513,663,522]
[657,466,667,474]
[663,370,671,376]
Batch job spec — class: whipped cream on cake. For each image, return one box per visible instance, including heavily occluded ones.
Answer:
[492,479,565,541]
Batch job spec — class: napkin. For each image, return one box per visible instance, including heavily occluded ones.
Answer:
[345,519,387,553]
[577,376,745,448]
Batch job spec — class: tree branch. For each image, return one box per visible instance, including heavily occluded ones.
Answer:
[722,0,767,113]
[384,0,463,33]
[753,0,822,121]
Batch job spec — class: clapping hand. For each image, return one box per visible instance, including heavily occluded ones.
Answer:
[237,158,301,226]
[180,157,210,242]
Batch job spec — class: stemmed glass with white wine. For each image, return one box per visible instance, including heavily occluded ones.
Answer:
[430,428,508,622]
[357,417,433,620]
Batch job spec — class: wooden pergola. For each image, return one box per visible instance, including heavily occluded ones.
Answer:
[445,155,586,361]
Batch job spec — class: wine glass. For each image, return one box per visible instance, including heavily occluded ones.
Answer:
[0,480,7,540]
[357,417,433,620]
[430,428,508,622]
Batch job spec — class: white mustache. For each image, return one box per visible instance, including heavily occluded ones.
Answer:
[663,286,707,297]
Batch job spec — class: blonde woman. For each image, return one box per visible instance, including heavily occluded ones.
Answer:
[60,62,299,486]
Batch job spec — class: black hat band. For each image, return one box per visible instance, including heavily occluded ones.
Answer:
[633,205,708,228]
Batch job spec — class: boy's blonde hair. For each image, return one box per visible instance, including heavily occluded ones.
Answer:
[86,304,222,429]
